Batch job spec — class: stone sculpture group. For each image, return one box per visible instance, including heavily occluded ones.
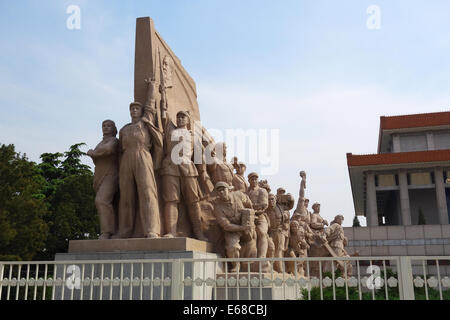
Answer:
[87,55,352,276]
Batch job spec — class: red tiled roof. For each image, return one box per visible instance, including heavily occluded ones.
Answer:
[380,111,450,130]
[347,149,450,167]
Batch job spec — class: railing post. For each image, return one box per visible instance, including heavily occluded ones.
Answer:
[171,259,182,301]
[0,263,4,299]
[398,256,415,300]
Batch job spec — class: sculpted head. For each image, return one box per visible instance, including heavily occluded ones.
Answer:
[129,102,143,120]
[268,193,276,208]
[312,202,320,214]
[248,172,259,188]
[258,180,271,193]
[215,182,231,201]
[163,55,171,71]
[300,171,306,179]
[277,187,285,196]
[176,111,190,128]
[102,120,117,137]
[236,162,246,175]
[333,214,344,225]
[276,187,284,202]
[305,198,310,209]
[290,220,299,233]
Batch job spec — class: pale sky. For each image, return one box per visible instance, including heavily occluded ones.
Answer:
[2,1,450,226]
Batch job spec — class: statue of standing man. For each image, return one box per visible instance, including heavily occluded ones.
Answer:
[158,81,208,241]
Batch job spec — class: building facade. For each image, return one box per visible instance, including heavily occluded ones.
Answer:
[345,112,450,275]
[347,111,450,227]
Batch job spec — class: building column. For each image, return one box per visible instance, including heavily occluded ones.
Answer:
[366,172,378,226]
[398,170,412,225]
[426,132,435,151]
[434,167,449,224]
[392,134,401,152]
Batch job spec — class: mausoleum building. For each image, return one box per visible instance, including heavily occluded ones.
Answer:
[347,111,450,227]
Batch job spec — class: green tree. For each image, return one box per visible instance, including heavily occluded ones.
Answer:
[0,144,49,261]
[36,143,99,260]
[0,143,99,261]
[352,215,361,227]
[418,208,426,225]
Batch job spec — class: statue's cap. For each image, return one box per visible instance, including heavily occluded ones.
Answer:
[176,110,191,118]
[277,187,286,194]
[129,101,142,108]
[215,181,231,190]
[248,172,259,180]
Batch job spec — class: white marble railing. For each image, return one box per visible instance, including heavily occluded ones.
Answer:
[0,256,449,300]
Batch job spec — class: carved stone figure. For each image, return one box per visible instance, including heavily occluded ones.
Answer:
[159,102,208,240]
[292,198,310,222]
[326,215,353,276]
[277,193,295,212]
[87,120,119,239]
[291,171,310,222]
[232,161,249,193]
[255,178,276,264]
[310,203,328,236]
[246,172,271,261]
[162,55,173,88]
[308,202,334,275]
[276,187,285,199]
[117,80,163,238]
[213,182,257,272]
[258,180,271,194]
[197,162,214,199]
[298,216,314,246]
[207,142,234,187]
[266,193,290,272]
[291,171,315,242]
[285,220,309,276]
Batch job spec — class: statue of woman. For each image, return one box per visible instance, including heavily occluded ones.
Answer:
[117,79,163,238]
[87,120,119,239]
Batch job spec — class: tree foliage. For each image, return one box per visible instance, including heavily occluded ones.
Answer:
[352,215,361,227]
[0,144,49,260]
[418,208,426,225]
[0,143,99,261]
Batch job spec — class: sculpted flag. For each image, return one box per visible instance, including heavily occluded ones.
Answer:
[134,17,201,124]
[134,17,215,238]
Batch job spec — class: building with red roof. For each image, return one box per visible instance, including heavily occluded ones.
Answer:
[347,111,450,226]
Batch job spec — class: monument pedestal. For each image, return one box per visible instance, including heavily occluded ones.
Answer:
[67,237,214,254]
[54,237,222,300]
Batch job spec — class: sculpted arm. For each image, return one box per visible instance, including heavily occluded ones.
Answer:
[242,193,253,209]
[282,212,290,231]
[159,81,179,134]
[117,129,124,168]
[256,189,269,212]
[295,171,307,213]
[301,236,310,249]
[141,79,164,156]
[214,209,245,232]
[90,139,118,158]
[310,217,323,230]
[143,79,158,125]
[310,213,326,230]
